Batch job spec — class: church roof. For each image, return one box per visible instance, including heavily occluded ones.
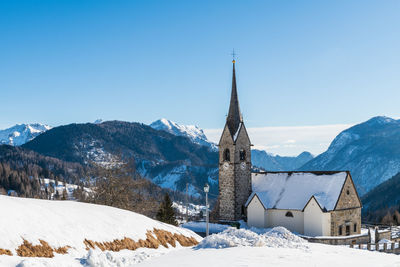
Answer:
[226,61,242,138]
[245,171,349,211]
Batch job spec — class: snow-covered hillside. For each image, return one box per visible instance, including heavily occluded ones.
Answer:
[150,118,216,150]
[0,123,51,146]
[0,195,200,266]
[39,178,92,200]
[173,201,205,217]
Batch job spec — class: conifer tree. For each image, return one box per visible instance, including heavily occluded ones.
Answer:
[156,193,177,226]
[62,188,68,200]
[55,189,60,200]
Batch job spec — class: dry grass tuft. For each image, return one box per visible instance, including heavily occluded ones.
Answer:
[0,248,12,256]
[16,240,54,258]
[153,229,176,248]
[54,246,70,254]
[16,240,70,257]
[83,239,96,250]
[10,228,198,257]
[174,233,199,247]
[83,228,198,252]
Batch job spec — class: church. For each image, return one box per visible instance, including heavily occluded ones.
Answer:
[218,60,362,237]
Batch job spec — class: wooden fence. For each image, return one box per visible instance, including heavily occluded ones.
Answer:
[350,241,400,254]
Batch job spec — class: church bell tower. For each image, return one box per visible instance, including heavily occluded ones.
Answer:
[218,59,252,221]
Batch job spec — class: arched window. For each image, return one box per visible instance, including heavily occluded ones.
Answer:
[339,225,343,235]
[285,211,293,217]
[239,149,246,161]
[224,149,230,161]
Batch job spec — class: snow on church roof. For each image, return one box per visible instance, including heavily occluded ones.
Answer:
[245,171,349,211]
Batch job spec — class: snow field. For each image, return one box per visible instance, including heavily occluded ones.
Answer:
[0,195,201,255]
[136,244,400,267]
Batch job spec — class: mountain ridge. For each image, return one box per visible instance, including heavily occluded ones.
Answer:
[300,116,400,195]
[22,121,219,196]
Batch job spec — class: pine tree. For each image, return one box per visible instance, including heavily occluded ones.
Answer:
[55,189,60,200]
[156,193,177,226]
[61,188,68,200]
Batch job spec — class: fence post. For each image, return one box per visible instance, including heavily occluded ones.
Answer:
[375,243,379,251]
[384,243,387,251]
[367,243,371,250]
[350,244,353,248]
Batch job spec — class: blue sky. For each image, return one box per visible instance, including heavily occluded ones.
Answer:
[1,1,400,154]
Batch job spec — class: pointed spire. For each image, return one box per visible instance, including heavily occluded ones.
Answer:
[226,59,243,137]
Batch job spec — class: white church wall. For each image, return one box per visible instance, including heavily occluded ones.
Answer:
[247,196,266,228]
[322,212,331,236]
[304,197,331,236]
[267,209,304,234]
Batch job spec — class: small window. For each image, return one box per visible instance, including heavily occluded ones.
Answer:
[239,149,246,161]
[346,189,350,195]
[285,211,293,217]
[339,226,342,235]
[224,149,230,161]
[346,225,350,236]
[353,223,357,232]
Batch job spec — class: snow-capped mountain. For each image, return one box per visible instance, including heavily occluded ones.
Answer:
[150,119,216,150]
[300,116,400,195]
[0,123,52,146]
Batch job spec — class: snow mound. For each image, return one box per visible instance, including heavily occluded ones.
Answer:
[0,195,201,255]
[196,227,307,249]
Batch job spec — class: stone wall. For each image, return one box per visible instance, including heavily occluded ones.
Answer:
[218,162,235,221]
[218,123,251,221]
[330,174,362,236]
[305,233,369,245]
[330,207,361,236]
[218,125,236,221]
[376,230,391,242]
[232,125,251,220]
[335,174,361,210]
